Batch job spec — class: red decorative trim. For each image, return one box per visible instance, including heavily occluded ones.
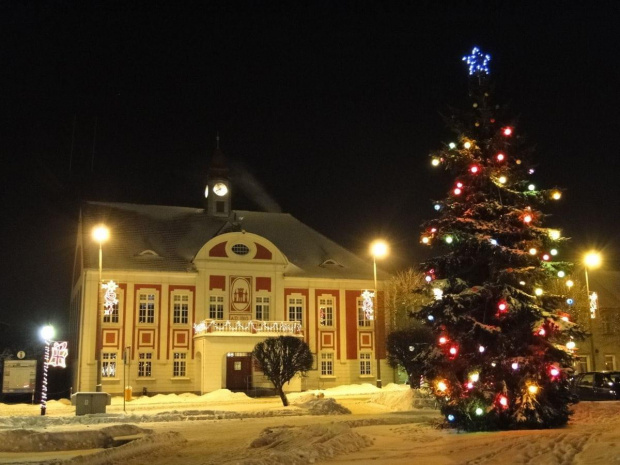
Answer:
[255,277,271,292]
[345,290,360,360]
[102,329,119,348]
[359,331,373,349]
[209,242,228,257]
[209,275,226,291]
[168,285,195,360]
[172,329,190,349]
[137,329,156,348]
[315,289,340,359]
[321,331,334,348]
[284,288,310,344]
[133,285,161,359]
[254,243,272,260]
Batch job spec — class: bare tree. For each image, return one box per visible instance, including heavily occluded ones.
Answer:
[252,336,313,406]
[384,268,430,332]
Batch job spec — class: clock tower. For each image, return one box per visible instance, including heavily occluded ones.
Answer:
[204,137,231,217]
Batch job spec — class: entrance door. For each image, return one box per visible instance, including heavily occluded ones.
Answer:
[226,354,252,391]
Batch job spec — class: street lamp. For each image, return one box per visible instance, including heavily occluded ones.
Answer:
[584,251,602,370]
[370,239,389,388]
[40,325,55,416]
[92,224,110,391]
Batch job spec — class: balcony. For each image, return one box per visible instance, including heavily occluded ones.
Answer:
[193,319,303,336]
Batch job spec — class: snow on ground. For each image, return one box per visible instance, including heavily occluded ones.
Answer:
[0,385,618,465]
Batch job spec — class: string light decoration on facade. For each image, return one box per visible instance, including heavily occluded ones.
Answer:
[413,46,586,431]
[361,289,375,320]
[48,341,69,368]
[102,280,119,315]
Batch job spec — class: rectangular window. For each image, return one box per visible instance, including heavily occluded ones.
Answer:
[574,355,589,373]
[138,293,156,323]
[601,312,614,334]
[173,352,187,377]
[604,354,616,371]
[138,352,152,377]
[357,297,371,327]
[359,352,372,375]
[288,297,303,322]
[173,294,189,324]
[103,301,119,323]
[256,296,270,320]
[320,352,334,376]
[319,297,334,326]
[209,295,224,319]
[101,352,117,378]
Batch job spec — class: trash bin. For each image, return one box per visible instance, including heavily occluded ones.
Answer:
[124,386,132,401]
[71,392,112,416]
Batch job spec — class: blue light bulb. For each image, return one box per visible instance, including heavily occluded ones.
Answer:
[447,414,455,421]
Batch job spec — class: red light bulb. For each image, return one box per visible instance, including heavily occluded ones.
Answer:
[496,153,505,162]
[503,127,513,136]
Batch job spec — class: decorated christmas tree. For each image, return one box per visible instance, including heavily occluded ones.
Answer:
[415,48,586,431]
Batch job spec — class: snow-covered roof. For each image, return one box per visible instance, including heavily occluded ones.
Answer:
[81,201,377,280]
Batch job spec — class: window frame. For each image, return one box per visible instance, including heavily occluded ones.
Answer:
[209,294,225,320]
[173,352,187,377]
[318,296,334,327]
[359,352,372,376]
[255,295,271,321]
[138,291,157,324]
[288,296,304,322]
[357,296,372,327]
[320,352,334,377]
[138,352,153,378]
[101,352,118,378]
[172,292,190,325]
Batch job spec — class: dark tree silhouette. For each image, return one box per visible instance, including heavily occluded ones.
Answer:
[253,336,313,406]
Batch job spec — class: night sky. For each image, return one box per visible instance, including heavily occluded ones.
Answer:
[1,1,619,347]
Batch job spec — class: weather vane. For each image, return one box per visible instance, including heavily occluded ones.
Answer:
[462,47,491,75]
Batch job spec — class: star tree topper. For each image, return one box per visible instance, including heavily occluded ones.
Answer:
[462,47,491,75]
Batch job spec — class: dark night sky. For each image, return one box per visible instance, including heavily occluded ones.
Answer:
[1,1,619,346]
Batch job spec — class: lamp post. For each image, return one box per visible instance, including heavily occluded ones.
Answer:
[40,325,55,416]
[92,225,109,391]
[370,240,389,388]
[584,251,602,371]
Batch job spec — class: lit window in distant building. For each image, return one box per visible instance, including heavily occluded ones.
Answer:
[209,295,224,319]
[173,352,187,377]
[102,352,117,378]
[173,294,189,324]
[359,352,372,375]
[288,297,303,322]
[138,352,152,377]
[138,293,156,323]
[256,296,270,320]
[321,352,334,376]
[319,296,334,326]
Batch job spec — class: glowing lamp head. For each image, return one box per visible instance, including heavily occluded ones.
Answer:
[566,341,576,350]
[528,385,539,394]
[40,325,55,342]
[370,240,389,259]
[496,153,505,162]
[431,158,441,167]
[502,127,513,136]
[92,225,110,244]
[584,251,602,269]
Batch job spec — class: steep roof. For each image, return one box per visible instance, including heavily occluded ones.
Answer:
[81,202,376,280]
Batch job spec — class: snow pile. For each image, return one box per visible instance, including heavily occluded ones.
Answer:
[243,423,372,465]
[370,385,436,411]
[119,389,250,405]
[296,397,351,415]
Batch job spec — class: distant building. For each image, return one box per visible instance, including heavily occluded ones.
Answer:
[69,147,391,395]
[572,270,620,373]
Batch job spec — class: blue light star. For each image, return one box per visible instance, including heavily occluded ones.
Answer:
[462,47,491,75]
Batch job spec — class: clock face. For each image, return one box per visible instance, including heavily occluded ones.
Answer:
[213,182,228,196]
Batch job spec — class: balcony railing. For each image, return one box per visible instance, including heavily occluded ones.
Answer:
[193,319,303,336]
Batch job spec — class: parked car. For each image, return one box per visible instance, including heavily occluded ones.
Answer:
[571,371,620,401]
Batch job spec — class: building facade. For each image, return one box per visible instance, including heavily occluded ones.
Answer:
[69,152,392,395]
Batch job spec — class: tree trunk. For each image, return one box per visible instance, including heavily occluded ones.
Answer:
[276,387,289,406]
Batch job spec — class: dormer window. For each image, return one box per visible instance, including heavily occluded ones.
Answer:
[320,259,343,268]
[138,249,159,257]
[231,244,250,256]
